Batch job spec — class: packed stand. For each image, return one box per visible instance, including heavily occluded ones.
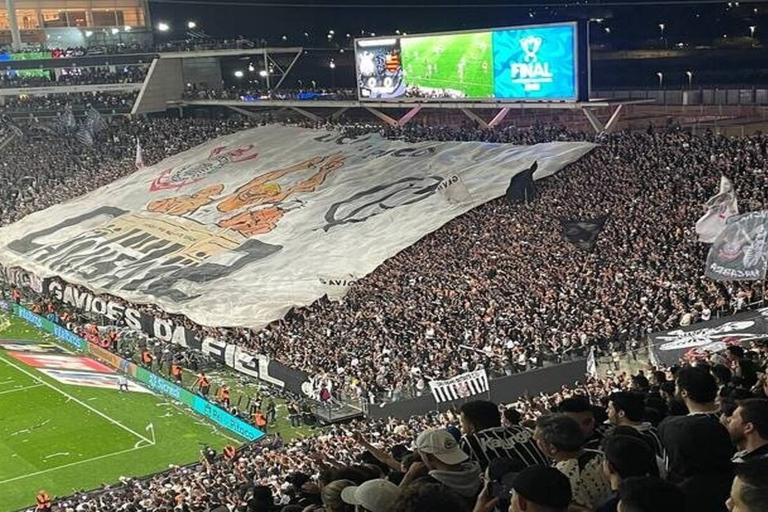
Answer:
[36,338,768,512]
[0,66,148,88]
[1,119,766,403]
[183,86,358,101]
[0,91,138,114]
[0,116,259,226]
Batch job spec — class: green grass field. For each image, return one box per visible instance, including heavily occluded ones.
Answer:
[401,32,494,98]
[0,314,242,512]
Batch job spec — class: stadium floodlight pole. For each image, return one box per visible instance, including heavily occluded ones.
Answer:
[263,48,271,90]
[4,0,21,50]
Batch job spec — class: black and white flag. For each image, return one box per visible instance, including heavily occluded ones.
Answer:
[560,214,610,251]
[84,106,107,135]
[429,369,489,404]
[705,210,768,281]
[696,176,739,243]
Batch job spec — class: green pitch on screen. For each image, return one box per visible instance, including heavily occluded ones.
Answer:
[0,315,241,512]
[401,32,494,98]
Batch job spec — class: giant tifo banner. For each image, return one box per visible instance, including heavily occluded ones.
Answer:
[648,307,768,366]
[0,126,594,330]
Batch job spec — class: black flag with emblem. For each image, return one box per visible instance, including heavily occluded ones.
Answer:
[560,214,610,251]
[705,210,768,281]
[505,161,538,205]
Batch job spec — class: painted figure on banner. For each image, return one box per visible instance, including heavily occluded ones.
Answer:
[147,153,345,237]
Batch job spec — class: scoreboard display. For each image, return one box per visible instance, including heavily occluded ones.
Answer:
[355,22,586,102]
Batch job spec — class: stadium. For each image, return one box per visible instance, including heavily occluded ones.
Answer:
[0,1,768,512]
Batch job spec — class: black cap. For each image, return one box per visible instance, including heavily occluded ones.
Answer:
[512,466,572,508]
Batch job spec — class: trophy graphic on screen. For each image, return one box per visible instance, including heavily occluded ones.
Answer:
[520,35,542,62]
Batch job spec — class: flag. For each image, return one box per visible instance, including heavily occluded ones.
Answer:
[560,214,610,251]
[74,127,94,147]
[1,114,24,139]
[54,105,77,134]
[586,347,598,378]
[84,106,107,135]
[705,210,768,281]
[135,138,144,169]
[429,369,489,404]
[505,161,538,205]
[696,176,739,243]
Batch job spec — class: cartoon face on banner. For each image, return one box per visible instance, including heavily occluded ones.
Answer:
[150,144,259,192]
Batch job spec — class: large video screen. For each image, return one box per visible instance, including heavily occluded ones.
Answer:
[355,22,580,102]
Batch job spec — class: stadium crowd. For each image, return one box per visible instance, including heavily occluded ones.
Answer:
[0,91,138,114]
[0,107,766,511]
[37,343,768,512]
[1,116,767,403]
[182,87,358,101]
[0,66,148,88]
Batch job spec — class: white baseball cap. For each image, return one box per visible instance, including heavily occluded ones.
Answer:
[414,428,469,465]
[340,479,401,512]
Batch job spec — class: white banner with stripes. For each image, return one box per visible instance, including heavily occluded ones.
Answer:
[429,369,490,403]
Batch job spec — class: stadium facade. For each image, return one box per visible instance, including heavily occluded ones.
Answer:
[0,0,151,49]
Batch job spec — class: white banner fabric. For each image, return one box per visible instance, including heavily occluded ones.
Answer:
[0,126,594,329]
[429,369,490,403]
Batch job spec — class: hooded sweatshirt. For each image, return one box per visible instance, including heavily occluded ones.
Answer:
[428,460,483,499]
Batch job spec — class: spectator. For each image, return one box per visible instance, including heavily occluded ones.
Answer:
[534,414,612,510]
[616,476,685,512]
[598,435,659,512]
[391,482,470,512]
[340,479,400,512]
[557,397,604,450]
[727,458,768,512]
[659,366,733,511]
[321,480,356,512]
[458,400,548,470]
[725,399,768,463]
[607,392,663,457]
[508,466,572,512]
[406,428,482,506]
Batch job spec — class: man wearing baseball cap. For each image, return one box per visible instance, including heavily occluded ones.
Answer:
[403,428,482,505]
[340,478,401,512]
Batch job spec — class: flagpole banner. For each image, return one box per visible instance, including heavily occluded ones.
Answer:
[0,126,594,329]
[560,214,609,251]
[429,369,490,403]
[586,346,597,378]
[705,210,768,282]
[696,176,739,244]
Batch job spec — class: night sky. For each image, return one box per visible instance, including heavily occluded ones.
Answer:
[149,0,766,49]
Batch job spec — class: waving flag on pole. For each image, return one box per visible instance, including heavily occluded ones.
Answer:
[696,176,739,243]
[135,138,144,169]
[587,347,598,378]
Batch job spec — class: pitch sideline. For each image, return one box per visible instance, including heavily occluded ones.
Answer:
[0,353,154,446]
[0,443,153,486]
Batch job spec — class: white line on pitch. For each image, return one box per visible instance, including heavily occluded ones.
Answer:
[0,444,152,486]
[0,383,43,396]
[0,355,153,446]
